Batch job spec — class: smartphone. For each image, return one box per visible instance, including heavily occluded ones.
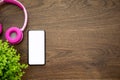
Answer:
[28,30,45,65]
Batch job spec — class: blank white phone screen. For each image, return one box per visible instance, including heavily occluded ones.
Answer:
[28,30,45,65]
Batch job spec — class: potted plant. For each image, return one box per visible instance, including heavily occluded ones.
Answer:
[0,40,28,80]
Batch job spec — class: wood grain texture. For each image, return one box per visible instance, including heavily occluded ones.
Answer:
[0,0,120,80]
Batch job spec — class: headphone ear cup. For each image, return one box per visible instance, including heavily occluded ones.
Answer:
[0,24,2,34]
[5,27,23,44]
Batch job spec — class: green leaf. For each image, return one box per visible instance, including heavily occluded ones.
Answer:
[0,40,28,80]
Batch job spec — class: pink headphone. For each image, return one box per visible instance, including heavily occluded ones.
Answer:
[0,0,28,44]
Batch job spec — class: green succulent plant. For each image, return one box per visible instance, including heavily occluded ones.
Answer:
[0,40,28,80]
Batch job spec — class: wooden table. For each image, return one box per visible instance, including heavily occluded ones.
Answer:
[0,0,120,80]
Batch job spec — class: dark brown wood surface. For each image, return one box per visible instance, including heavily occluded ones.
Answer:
[0,0,120,80]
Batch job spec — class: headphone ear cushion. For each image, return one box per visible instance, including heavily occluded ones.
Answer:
[0,24,2,34]
[5,27,23,44]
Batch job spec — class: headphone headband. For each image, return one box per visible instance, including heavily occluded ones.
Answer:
[0,0,28,31]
